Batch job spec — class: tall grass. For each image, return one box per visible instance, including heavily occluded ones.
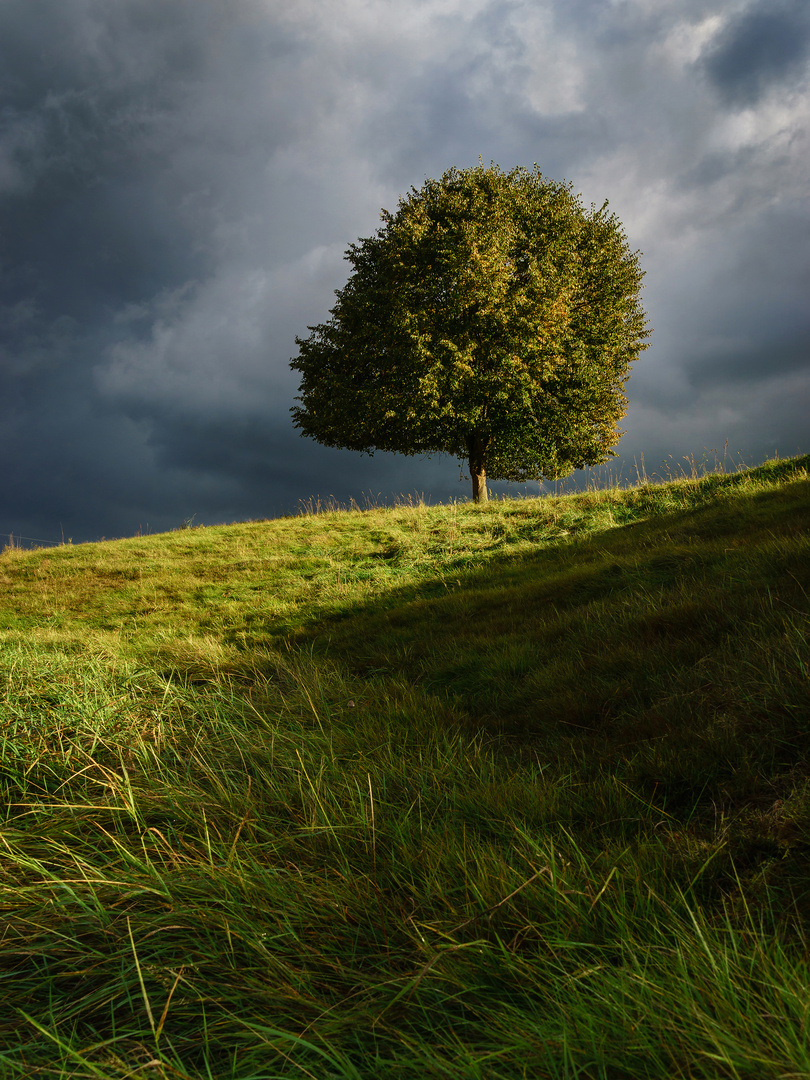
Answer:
[1,454,808,1077]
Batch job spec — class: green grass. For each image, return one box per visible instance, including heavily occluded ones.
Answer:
[1,454,808,1078]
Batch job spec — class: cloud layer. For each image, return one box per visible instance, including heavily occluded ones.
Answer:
[1,0,808,542]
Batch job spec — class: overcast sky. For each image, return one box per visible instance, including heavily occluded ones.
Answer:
[1,0,808,544]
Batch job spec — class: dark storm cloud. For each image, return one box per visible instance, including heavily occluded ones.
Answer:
[683,204,810,389]
[137,409,463,519]
[699,0,810,106]
[0,0,302,309]
[0,0,322,541]
[0,0,807,545]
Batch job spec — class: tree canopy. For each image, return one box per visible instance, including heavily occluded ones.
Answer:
[291,162,650,501]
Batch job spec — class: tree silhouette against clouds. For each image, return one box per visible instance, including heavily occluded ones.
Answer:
[291,162,650,502]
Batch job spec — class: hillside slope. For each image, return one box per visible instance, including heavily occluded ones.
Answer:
[0,455,808,1079]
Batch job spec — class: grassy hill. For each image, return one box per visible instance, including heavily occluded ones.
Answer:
[1,455,809,1078]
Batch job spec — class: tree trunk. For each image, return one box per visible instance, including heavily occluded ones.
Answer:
[466,434,489,503]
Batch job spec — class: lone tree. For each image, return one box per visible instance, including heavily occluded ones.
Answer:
[291,162,650,502]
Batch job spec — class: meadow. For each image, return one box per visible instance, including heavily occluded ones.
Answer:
[1,453,808,1078]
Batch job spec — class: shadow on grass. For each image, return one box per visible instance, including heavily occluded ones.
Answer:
[270,478,810,906]
[274,477,809,733]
